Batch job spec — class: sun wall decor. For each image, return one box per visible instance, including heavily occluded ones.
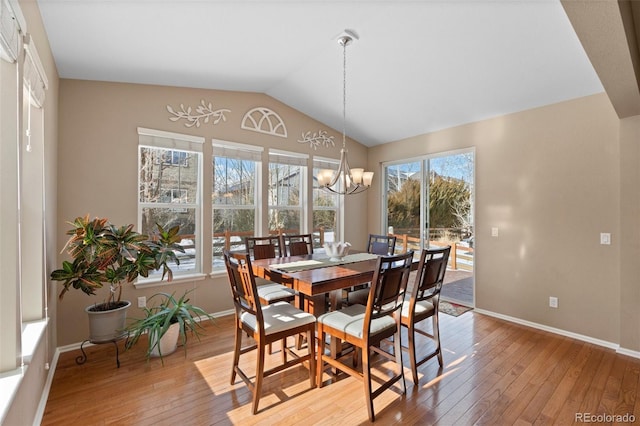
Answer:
[240,107,287,138]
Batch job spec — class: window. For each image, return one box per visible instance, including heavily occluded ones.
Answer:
[162,188,188,203]
[268,150,308,234]
[162,150,189,166]
[212,140,262,271]
[0,21,21,375]
[138,128,203,280]
[312,157,341,249]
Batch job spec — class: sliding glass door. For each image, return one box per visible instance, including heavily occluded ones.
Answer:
[383,149,474,305]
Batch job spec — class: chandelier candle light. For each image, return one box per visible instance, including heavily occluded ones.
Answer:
[317,30,374,195]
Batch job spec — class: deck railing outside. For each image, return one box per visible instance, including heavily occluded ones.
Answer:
[390,228,474,271]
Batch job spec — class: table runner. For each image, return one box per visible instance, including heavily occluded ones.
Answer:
[271,252,379,273]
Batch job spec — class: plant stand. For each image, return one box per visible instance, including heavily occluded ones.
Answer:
[76,333,128,368]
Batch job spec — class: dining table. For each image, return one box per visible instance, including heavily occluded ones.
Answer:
[251,250,418,359]
[250,251,384,317]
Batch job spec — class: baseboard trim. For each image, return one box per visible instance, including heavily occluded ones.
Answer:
[58,309,235,353]
[33,348,60,426]
[616,347,640,359]
[473,308,624,353]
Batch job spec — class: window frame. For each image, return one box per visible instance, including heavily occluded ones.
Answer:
[136,127,205,285]
[312,156,343,248]
[211,139,263,272]
[268,149,308,235]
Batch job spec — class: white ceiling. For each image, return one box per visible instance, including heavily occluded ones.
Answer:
[36,0,604,147]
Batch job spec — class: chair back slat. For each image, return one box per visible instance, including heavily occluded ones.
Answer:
[245,235,283,259]
[367,234,397,255]
[414,246,451,301]
[224,251,262,323]
[367,251,413,321]
[282,233,314,256]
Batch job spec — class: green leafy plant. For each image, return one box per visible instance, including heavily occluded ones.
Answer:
[50,215,185,310]
[125,290,213,362]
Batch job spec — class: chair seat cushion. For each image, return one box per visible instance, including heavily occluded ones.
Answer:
[317,304,396,339]
[401,299,435,321]
[241,301,315,335]
[256,282,296,302]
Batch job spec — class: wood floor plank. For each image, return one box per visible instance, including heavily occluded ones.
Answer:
[41,312,640,426]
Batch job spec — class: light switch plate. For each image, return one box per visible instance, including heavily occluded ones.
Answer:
[491,227,499,237]
[600,233,611,245]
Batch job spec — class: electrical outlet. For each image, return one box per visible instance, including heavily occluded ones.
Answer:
[600,233,611,245]
[137,296,146,308]
[549,296,558,308]
[491,227,499,237]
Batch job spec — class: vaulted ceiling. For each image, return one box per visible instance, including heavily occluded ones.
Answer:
[37,0,604,147]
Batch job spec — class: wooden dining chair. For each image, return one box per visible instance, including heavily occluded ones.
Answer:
[245,235,284,260]
[223,251,316,414]
[401,246,450,384]
[244,235,295,305]
[367,233,397,256]
[281,233,314,256]
[316,251,414,422]
[345,233,399,306]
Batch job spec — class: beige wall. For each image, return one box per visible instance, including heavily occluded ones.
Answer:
[55,79,369,345]
[368,93,624,345]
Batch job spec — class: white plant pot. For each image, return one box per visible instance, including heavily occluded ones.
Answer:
[86,300,131,343]
[150,322,180,358]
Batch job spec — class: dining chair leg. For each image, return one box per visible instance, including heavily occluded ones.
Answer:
[362,344,375,422]
[252,343,266,415]
[433,312,443,367]
[408,324,419,385]
[394,328,406,395]
[316,325,325,388]
[308,328,316,388]
[231,324,243,385]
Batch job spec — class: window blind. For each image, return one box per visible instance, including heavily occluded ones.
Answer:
[138,127,204,152]
[213,140,263,161]
[313,157,340,171]
[23,38,47,107]
[0,0,19,62]
[269,149,308,166]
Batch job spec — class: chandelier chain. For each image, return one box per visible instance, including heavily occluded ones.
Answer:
[342,37,347,149]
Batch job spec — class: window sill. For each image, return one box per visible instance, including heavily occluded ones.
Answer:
[0,318,47,423]
[134,273,207,289]
[0,367,24,424]
[209,269,227,278]
[22,319,48,364]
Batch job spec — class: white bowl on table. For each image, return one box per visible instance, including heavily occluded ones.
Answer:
[323,242,351,261]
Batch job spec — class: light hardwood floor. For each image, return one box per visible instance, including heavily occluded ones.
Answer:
[41,311,640,425]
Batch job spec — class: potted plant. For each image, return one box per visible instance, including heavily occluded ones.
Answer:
[50,215,184,342]
[125,290,213,363]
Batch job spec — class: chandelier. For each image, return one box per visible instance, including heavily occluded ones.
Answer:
[317,30,373,195]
